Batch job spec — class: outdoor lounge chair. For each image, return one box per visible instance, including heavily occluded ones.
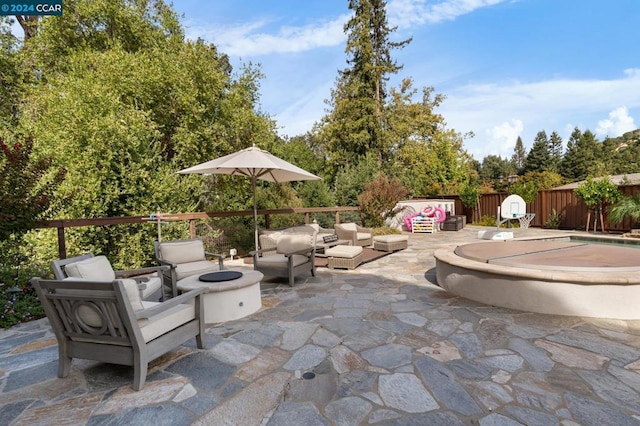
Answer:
[154,238,225,298]
[51,254,167,302]
[31,277,206,390]
[251,232,316,286]
[334,223,373,247]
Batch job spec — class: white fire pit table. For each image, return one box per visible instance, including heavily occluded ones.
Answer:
[177,270,263,324]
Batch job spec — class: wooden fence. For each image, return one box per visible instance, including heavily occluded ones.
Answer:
[446,184,640,232]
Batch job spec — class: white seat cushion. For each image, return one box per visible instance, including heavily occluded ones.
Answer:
[356,232,372,241]
[138,302,195,343]
[65,255,116,280]
[175,260,220,280]
[138,276,162,299]
[258,254,310,268]
[159,240,206,264]
[374,235,409,243]
[325,245,363,258]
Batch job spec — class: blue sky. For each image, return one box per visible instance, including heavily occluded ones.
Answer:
[171,0,640,161]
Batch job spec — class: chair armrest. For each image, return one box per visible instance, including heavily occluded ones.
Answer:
[355,225,373,233]
[115,265,171,278]
[334,227,356,240]
[135,287,206,320]
[250,247,277,257]
[205,252,225,269]
[282,246,315,257]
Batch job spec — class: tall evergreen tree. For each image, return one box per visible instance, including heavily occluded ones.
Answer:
[318,0,411,171]
[510,136,527,174]
[560,127,601,181]
[548,131,563,173]
[560,127,581,180]
[524,130,551,173]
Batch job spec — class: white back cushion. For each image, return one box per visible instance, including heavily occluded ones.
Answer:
[277,234,314,254]
[340,223,357,231]
[159,239,206,264]
[65,255,116,280]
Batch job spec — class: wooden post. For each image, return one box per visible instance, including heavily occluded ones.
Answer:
[335,211,340,224]
[539,190,547,228]
[189,219,196,238]
[304,212,310,224]
[264,214,270,230]
[57,226,66,259]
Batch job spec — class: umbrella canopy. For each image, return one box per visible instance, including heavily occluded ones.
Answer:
[178,145,321,250]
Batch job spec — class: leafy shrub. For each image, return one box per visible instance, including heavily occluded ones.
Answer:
[371,226,401,236]
[357,174,409,227]
[545,209,563,229]
[477,215,498,226]
[1,284,44,329]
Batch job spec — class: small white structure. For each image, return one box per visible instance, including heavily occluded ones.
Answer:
[387,199,455,230]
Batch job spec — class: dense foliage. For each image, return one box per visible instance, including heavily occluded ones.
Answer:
[316,0,477,200]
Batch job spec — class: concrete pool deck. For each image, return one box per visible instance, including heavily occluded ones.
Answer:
[2,226,640,425]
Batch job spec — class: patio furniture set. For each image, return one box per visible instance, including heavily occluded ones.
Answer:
[32,222,408,391]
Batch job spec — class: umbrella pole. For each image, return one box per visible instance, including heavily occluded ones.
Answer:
[253,176,259,252]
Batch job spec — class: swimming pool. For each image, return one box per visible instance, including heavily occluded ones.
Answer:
[434,234,640,320]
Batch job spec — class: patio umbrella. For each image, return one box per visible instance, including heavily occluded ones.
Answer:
[178,145,321,251]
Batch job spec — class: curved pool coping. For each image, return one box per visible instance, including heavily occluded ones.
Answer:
[434,235,640,320]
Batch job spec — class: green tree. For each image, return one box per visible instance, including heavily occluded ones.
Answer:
[0,17,24,126]
[13,0,274,266]
[560,127,600,181]
[510,136,527,174]
[479,155,511,189]
[459,181,481,223]
[0,136,64,240]
[524,131,550,173]
[548,131,563,173]
[575,177,621,232]
[318,0,410,172]
[334,152,381,207]
[520,171,564,190]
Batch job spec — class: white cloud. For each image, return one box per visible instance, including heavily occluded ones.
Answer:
[485,119,524,158]
[186,0,511,57]
[186,15,349,56]
[388,0,509,26]
[440,69,640,159]
[595,106,636,138]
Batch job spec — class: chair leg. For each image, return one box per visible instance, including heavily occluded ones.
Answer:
[133,361,148,391]
[58,350,71,378]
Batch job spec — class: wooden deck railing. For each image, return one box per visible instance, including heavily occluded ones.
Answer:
[39,206,360,259]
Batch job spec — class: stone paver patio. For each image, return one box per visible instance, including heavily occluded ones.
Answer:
[2,226,640,425]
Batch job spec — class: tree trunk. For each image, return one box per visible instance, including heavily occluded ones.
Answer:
[586,211,591,233]
[15,16,39,41]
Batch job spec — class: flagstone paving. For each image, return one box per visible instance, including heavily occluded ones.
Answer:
[2,226,640,425]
